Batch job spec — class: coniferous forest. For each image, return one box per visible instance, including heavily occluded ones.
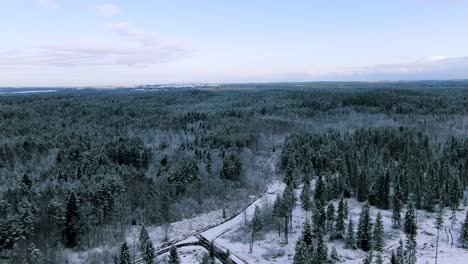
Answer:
[1,82,468,263]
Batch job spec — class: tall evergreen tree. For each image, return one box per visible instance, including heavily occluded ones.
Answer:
[335,197,346,239]
[434,207,444,264]
[139,225,150,252]
[373,212,384,251]
[168,246,180,264]
[404,202,417,236]
[392,181,402,228]
[345,218,356,249]
[314,175,326,206]
[404,202,418,264]
[64,191,80,248]
[326,203,335,234]
[459,210,468,248]
[302,221,313,246]
[301,183,311,218]
[315,229,328,263]
[357,202,372,251]
[119,241,131,264]
[143,239,155,264]
[293,240,308,264]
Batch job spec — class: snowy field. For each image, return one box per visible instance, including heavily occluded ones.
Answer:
[214,185,468,264]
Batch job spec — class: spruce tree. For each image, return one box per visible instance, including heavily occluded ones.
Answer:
[301,182,311,218]
[168,246,180,264]
[404,202,418,264]
[326,203,335,234]
[345,218,356,249]
[139,225,150,252]
[293,240,307,264]
[434,207,444,264]
[315,229,328,263]
[302,221,313,246]
[373,212,384,251]
[143,239,155,264]
[459,210,468,248]
[335,197,346,239]
[314,175,325,206]
[64,191,80,248]
[119,241,131,264]
[357,202,372,251]
[404,202,417,237]
[392,182,402,228]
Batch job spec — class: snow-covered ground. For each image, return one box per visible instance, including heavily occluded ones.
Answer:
[214,185,468,264]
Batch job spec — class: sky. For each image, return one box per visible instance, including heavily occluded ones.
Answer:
[1,0,468,86]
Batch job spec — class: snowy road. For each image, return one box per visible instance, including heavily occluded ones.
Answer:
[133,181,285,264]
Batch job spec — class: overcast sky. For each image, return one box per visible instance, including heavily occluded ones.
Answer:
[1,0,468,86]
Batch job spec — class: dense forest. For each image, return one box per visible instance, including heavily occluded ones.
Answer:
[1,82,468,263]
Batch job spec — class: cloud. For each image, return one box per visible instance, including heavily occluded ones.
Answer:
[92,3,121,17]
[0,22,190,67]
[248,56,468,82]
[36,0,60,9]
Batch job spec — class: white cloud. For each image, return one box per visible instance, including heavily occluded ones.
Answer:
[36,0,60,9]
[92,3,121,17]
[0,22,190,67]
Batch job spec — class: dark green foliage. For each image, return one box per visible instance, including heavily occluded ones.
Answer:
[168,245,180,264]
[357,202,372,251]
[119,242,131,264]
[143,239,155,264]
[373,212,384,251]
[335,197,346,239]
[220,154,242,181]
[459,210,468,248]
[64,192,80,248]
[345,218,356,249]
[404,202,417,237]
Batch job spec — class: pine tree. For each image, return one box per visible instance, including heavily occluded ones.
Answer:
[315,175,326,206]
[404,202,417,237]
[168,246,180,264]
[143,239,155,264]
[344,199,349,219]
[434,207,444,264]
[293,240,308,264]
[326,203,335,234]
[301,182,311,218]
[357,202,372,251]
[119,241,131,264]
[330,246,339,262]
[373,212,384,251]
[335,197,346,239]
[64,191,80,248]
[250,205,263,253]
[139,225,150,252]
[404,202,418,264]
[272,194,282,236]
[459,210,468,248]
[302,221,313,246]
[392,182,402,228]
[315,229,328,263]
[345,218,356,249]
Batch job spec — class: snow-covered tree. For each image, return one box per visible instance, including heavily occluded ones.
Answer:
[301,182,311,218]
[119,241,131,264]
[64,191,80,248]
[143,239,155,264]
[168,246,180,264]
[326,203,335,234]
[139,225,150,252]
[372,212,384,251]
[434,207,444,264]
[357,202,372,251]
[345,218,356,249]
[335,197,346,239]
[459,210,468,248]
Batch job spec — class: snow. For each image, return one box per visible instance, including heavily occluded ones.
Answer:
[213,185,468,264]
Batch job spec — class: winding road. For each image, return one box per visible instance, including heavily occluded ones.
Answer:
[133,181,285,264]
